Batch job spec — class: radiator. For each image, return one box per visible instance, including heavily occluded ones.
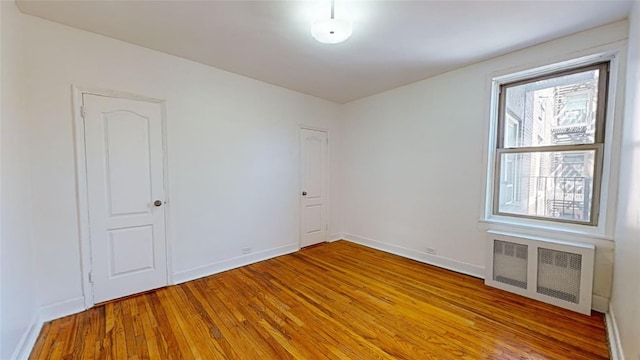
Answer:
[485,231,595,315]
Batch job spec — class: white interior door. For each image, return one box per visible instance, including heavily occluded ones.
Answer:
[83,94,168,303]
[300,128,328,247]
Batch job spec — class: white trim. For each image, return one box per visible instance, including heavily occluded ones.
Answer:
[72,86,92,309]
[342,232,606,312]
[487,39,628,84]
[480,42,627,239]
[486,230,596,250]
[592,294,609,313]
[327,233,343,242]
[298,124,329,132]
[606,304,625,360]
[72,85,172,307]
[9,315,42,360]
[598,42,626,241]
[491,50,621,84]
[73,86,165,104]
[39,296,86,323]
[342,233,485,278]
[160,100,174,285]
[479,217,615,242]
[173,243,299,284]
[9,296,86,359]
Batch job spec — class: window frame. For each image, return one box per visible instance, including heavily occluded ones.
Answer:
[503,115,521,205]
[492,61,610,226]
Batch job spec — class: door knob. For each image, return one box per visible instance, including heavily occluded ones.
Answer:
[154,200,163,207]
[302,191,307,196]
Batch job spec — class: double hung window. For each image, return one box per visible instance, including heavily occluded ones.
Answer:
[494,62,609,226]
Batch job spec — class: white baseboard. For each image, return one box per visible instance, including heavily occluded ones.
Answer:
[9,296,86,359]
[7,243,297,359]
[606,304,625,360]
[343,233,609,312]
[10,314,43,360]
[173,243,299,284]
[342,233,485,278]
[327,233,343,242]
[39,296,86,322]
[592,294,609,313]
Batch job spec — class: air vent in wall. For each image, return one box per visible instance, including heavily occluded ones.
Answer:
[485,231,595,315]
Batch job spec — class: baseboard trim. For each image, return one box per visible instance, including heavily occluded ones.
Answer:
[173,243,299,284]
[327,233,343,242]
[342,233,485,279]
[10,314,43,360]
[39,296,86,322]
[606,304,625,360]
[592,294,609,313]
[9,296,86,359]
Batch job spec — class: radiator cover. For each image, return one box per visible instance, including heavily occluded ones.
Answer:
[485,231,595,315]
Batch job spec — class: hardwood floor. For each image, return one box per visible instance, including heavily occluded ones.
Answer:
[30,241,610,359]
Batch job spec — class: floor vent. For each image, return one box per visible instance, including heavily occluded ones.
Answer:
[485,231,594,315]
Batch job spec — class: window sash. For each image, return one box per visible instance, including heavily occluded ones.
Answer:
[493,144,603,226]
[492,63,609,226]
[496,62,609,149]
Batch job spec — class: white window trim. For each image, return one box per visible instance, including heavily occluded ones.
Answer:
[481,46,625,240]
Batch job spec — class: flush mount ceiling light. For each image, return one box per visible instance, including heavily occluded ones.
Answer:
[311,0,353,44]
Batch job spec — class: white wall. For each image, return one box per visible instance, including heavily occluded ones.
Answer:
[0,2,39,359]
[18,10,342,311]
[611,1,640,359]
[341,21,629,306]
[2,2,636,358]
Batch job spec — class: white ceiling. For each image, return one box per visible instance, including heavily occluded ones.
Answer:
[16,0,633,103]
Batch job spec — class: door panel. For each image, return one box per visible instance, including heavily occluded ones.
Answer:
[108,226,154,277]
[104,112,152,216]
[305,205,322,233]
[305,136,323,198]
[83,94,167,304]
[300,128,328,247]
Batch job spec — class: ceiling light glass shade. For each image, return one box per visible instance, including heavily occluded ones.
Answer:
[311,18,353,44]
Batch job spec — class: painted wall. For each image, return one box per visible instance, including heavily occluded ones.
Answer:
[2,2,636,358]
[18,10,342,311]
[0,2,38,359]
[612,1,640,359]
[341,21,629,306]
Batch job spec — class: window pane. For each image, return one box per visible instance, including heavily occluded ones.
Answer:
[502,69,600,148]
[497,150,596,223]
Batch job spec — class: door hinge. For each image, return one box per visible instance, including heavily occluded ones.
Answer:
[326,138,329,144]
[325,224,329,231]
[88,271,93,283]
[80,106,87,118]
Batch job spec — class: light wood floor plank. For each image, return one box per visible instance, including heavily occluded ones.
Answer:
[29,241,610,359]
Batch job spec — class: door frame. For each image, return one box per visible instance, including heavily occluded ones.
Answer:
[298,125,330,248]
[72,86,173,308]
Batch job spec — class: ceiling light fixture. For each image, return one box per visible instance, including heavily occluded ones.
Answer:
[310,0,352,44]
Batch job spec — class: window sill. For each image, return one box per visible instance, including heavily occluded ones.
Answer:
[478,216,614,242]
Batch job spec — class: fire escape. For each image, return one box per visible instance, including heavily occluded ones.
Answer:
[546,83,594,220]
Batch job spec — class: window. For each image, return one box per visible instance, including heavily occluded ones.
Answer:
[493,62,609,226]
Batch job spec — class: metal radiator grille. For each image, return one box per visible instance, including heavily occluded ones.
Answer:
[493,240,528,289]
[486,231,595,314]
[537,248,582,304]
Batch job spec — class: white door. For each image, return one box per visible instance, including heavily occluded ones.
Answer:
[83,94,168,303]
[300,128,328,247]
